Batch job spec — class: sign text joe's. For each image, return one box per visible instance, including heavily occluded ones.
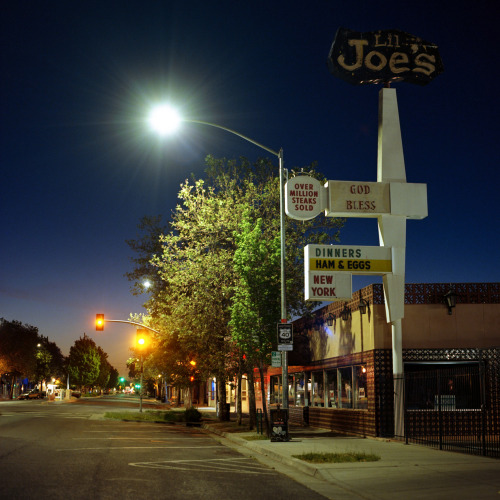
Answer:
[327,28,444,86]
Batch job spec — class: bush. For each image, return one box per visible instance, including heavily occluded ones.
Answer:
[185,407,202,423]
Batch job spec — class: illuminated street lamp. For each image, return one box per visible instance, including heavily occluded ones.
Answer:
[148,105,289,409]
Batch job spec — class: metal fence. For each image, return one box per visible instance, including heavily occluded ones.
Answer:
[404,359,499,458]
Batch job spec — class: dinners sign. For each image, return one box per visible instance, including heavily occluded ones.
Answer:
[327,28,444,86]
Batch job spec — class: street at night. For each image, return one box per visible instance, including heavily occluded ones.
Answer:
[0,397,328,500]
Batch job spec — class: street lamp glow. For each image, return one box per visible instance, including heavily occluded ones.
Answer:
[148,105,181,136]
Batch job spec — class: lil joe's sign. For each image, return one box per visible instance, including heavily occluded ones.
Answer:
[327,28,444,86]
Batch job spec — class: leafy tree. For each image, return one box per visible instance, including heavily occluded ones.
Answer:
[0,319,38,398]
[107,367,119,389]
[35,336,65,385]
[126,156,344,424]
[230,213,281,432]
[125,215,169,296]
[66,334,101,390]
[94,346,111,390]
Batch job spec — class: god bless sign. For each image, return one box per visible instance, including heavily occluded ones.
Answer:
[327,28,444,86]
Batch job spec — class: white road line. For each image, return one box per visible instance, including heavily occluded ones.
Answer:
[130,458,275,475]
[57,445,222,451]
[71,437,209,440]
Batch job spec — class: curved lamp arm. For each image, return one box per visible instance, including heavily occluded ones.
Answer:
[185,119,281,158]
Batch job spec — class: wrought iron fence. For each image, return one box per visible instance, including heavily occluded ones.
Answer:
[404,357,499,458]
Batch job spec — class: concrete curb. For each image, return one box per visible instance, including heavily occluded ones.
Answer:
[202,424,322,478]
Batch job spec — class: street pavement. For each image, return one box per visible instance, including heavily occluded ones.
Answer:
[4,396,498,499]
[203,418,500,500]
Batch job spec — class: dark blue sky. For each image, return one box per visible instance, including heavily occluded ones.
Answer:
[2,1,498,374]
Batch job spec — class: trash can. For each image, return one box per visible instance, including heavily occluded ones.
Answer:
[270,407,289,442]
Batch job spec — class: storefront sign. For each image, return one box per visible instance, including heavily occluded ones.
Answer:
[305,271,352,301]
[327,28,444,86]
[324,180,428,219]
[326,180,390,217]
[305,244,392,275]
[285,175,326,220]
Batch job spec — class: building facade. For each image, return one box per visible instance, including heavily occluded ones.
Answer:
[255,282,500,441]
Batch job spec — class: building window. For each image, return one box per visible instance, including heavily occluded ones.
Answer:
[294,372,305,406]
[354,365,368,409]
[241,377,247,401]
[288,374,295,407]
[270,375,282,405]
[312,371,325,407]
[326,369,338,408]
[339,366,353,408]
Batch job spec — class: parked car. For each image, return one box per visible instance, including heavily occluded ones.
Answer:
[26,389,46,400]
[18,391,31,400]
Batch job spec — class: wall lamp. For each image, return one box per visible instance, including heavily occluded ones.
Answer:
[326,313,336,326]
[359,298,370,315]
[340,304,351,321]
[444,290,457,315]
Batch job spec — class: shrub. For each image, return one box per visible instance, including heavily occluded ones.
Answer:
[185,407,202,423]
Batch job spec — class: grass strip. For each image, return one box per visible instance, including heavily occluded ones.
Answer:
[104,410,185,423]
[243,434,269,441]
[292,451,380,463]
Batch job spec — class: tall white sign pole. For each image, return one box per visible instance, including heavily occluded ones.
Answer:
[377,87,408,437]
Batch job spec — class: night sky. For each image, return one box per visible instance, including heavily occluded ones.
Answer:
[2,1,498,374]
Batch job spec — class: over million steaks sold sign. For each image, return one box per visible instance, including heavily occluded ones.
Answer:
[285,175,326,221]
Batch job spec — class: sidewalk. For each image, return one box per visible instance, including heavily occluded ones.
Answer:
[203,421,500,500]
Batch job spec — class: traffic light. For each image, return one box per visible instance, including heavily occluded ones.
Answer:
[136,328,149,348]
[96,314,104,331]
[189,359,196,382]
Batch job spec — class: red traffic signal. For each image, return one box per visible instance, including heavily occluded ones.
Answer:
[96,314,104,331]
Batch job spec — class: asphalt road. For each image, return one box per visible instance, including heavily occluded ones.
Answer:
[0,398,326,500]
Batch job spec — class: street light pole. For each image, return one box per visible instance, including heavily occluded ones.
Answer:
[139,353,143,413]
[278,148,288,410]
[150,111,289,409]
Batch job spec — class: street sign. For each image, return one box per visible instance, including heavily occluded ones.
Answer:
[277,323,293,351]
[271,351,282,367]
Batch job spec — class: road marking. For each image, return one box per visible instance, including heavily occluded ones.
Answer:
[1,411,91,419]
[57,445,222,451]
[71,437,209,441]
[130,457,276,475]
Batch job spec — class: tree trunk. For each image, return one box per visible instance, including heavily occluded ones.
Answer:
[236,372,242,425]
[258,360,270,436]
[247,368,256,430]
[217,377,229,421]
[185,386,193,408]
[163,378,168,403]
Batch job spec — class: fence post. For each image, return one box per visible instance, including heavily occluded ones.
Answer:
[437,370,443,450]
[404,373,409,445]
[479,350,487,456]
